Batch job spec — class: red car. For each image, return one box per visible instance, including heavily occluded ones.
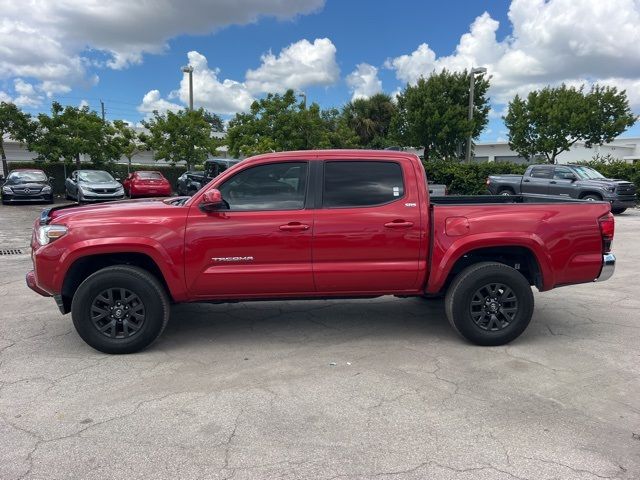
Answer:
[27,150,615,354]
[123,171,172,198]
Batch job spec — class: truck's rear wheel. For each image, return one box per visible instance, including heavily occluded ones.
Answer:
[498,188,514,196]
[444,262,533,346]
[611,208,626,215]
[71,265,170,354]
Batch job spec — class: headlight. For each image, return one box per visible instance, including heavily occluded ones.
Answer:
[42,186,52,193]
[81,186,94,193]
[37,225,67,245]
[607,186,616,192]
[2,186,12,194]
[116,185,124,191]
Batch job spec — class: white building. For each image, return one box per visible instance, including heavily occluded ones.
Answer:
[473,137,640,164]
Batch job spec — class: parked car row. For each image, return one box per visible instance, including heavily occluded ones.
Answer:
[2,163,637,210]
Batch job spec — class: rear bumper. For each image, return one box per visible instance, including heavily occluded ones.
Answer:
[594,253,616,282]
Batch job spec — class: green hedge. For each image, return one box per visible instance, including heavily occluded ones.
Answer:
[6,162,187,195]
[423,161,528,195]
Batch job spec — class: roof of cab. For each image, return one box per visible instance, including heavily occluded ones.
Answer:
[245,149,421,162]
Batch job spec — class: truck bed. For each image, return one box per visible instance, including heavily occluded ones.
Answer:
[430,194,592,205]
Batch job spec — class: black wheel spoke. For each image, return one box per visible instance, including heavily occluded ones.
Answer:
[469,282,519,332]
[90,288,145,339]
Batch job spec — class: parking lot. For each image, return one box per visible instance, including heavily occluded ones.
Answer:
[1,201,639,480]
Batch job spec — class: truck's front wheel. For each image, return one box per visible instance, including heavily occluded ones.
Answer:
[444,262,533,346]
[71,266,170,354]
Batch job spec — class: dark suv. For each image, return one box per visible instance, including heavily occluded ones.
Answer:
[1,169,54,204]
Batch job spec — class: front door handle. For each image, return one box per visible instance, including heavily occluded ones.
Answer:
[523,179,530,182]
[279,222,310,231]
[550,180,557,184]
[384,220,414,229]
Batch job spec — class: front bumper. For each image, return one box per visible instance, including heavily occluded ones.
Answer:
[609,196,637,209]
[594,253,616,282]
[2,193,53,203]
[26,270,51,297]
[80,191,125,201]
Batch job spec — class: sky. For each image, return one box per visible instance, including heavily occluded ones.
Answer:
[1,0,639,141]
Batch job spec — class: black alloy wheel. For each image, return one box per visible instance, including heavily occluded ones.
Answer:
[470,283,519,331]
[90,287,146,339]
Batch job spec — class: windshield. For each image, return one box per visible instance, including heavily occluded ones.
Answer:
[7,171,47,183]
[137,172,163,180]
[78,171,114,182]
[572,166,606,180]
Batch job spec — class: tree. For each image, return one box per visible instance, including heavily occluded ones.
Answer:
[341,93,398,148]
[505,84,637,163]
[226,90,358,157]
[30,102,115,169]
[0,102,33,177]
[394,69,490,160]
[112,120,142,172]
[140,108,219,169]
[203,111,225,132]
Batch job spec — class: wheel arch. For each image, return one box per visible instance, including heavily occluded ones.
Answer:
[60,252,173,314]
[430,244,546,295]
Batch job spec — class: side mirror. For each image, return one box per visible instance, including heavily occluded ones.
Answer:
[566,173,577,181]
[114,176,121,181]
[49,176,55,182]
[199,189,225,212]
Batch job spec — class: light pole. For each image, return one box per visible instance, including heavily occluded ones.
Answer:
[182,65,194,111]
[465,66,487,163]
[298,92,307,108]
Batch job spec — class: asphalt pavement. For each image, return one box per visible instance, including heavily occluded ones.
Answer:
[1,200,639,479]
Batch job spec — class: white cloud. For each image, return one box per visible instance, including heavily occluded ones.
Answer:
[346,63,383,100]
[0,0,325,97]
[139,39,341,116]
[13,79,43,108]
[171,51,255,115]
[137,90,183,115]
[385,0,640,107]
[245,38,339,93]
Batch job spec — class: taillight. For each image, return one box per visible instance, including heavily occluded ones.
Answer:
[598,213,614,253]
[486,178,490,186]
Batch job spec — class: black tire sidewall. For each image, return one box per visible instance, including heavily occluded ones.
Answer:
[72,267,168,354]
[447,264,534,346]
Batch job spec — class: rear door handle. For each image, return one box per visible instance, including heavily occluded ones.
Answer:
[549,181,557,184]
[384,220,414,229]
[523,179,530,183]
[279,222,310,231]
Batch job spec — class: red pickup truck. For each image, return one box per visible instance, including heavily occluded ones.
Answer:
[27,150,616,354]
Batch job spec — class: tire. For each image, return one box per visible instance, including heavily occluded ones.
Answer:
[444,262,534,346]
[498,189,514,196]
[611,208,626,215]
[71,265,170,354]
[582,194,602,202]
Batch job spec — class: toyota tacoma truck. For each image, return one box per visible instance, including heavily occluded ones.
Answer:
[27,150,616,354]
[487,164,637,214]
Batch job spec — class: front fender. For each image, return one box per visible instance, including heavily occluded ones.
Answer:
[48,237,188,301]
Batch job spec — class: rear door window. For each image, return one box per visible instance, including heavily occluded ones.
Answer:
[322,161,404,208]
[529,166,553,179]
